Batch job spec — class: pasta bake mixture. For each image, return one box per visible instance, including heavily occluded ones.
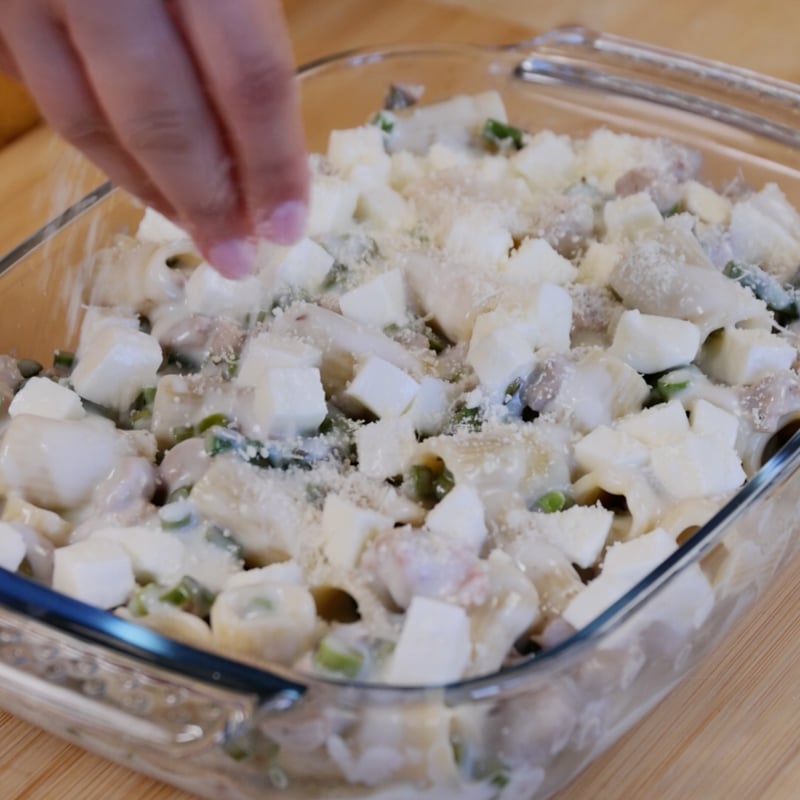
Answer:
[2,90,800,687]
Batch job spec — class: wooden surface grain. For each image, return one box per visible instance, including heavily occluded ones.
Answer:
[2,1,800,798]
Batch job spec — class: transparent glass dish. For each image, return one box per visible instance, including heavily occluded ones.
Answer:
[2,26,800,800]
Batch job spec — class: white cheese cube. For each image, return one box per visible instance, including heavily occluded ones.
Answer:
[9,377,85,421]
[444,209,513,269]
[321,494,393,568]
[390,150,424,190]
[136,207,190,243]
[253,366,327,438]
[357,184,414,230]
[237,333,322,388]
[603,192,663,240]
[339,269,408,329]
[424,483,487,553]
[574,426,649,472]
[536,505,614,569]
[561,573,632,630]
[729,184,800,279]
[690,399,739,447]
[511,130,576,191]
[562,526,676,630]
[700,327,796,385]
[651,433,746,499]
[308,176,360,236]
[603,527,677,580]
[327,125,391,180]
[406,377,450,436]
[184,262,264,319]
[615,400,690,447]
[466,328,535,393]
[52,539,135,609]
[0,522,26,572]
[610,309,701,374]
[270,237,334,293]
[577,241,622,286]
[502,237,578,285]
[471,282,573,354]
[346,356,419,418]
[91,525,186,584]
[386,596,471,685]
[77,307,140,360]
[355,416,418,480]
[683,180,731,225]
[70,327,162,410]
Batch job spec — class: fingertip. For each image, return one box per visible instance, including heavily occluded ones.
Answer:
[255,199,308,246]
[205,238,257,280]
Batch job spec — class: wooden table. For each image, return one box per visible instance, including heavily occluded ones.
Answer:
[2,1,800,797]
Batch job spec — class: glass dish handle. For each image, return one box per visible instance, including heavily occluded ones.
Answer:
[516,26,800,148]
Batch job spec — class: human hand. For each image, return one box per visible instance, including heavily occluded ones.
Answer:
[0,0,309,278]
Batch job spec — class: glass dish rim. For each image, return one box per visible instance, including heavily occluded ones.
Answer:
[3,28,800,705]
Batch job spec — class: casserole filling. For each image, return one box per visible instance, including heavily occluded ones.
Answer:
[2,90,799,686]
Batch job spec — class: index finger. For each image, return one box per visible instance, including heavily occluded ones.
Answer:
[175,0,309,245]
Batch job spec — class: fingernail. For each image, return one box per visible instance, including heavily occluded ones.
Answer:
[256,201,307,245]
[207,238,257,280]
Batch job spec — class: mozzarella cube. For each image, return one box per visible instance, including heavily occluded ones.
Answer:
[683,180,731,225]
[690,399,739,447]
[52,539,135,609]
[253,367,327,437]
[427,142,472,171]
[185,262,264,319]
[308,176,360,236]
[562,526,677,630]
[615,400,690,447]
[346,356,419,418]
[406,377,450,436]
[651,433,745,499]
[604,527,677,580]
[270,237,334,294]
[9,377,85,421]
[357,184,414,230]
[386,596,471,685]
[577,241,623,286]
[471,282,573,354]
[136,207,190,243]
[327,125,391,180]
[0,522,26,572]
[611,309,701,374]
[91,525,186,584]
[237,333,322,388]
[77,307,140,360]
[574,426,649,472]
[339,269,408,329]
[700,327,796,385]
[603,192,663,240]
[424,483,487,553]
[321,494,393,568]
[511,130,576,191]
[466,328,535,393]
[71,327,162,410]
[390,150,424,190]
[729,184,800,279]
[536,505,614,569]
[444,209,513,269]
[355,416,418,480]
[503,237,578,286]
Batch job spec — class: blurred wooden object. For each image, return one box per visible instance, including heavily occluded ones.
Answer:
[0,74,39,146]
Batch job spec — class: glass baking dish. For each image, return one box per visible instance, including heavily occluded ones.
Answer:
[2,25,800,800]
